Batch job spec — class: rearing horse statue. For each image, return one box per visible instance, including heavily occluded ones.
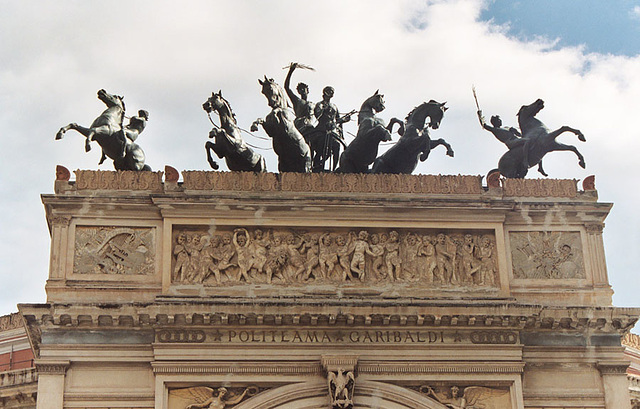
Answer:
[251,76,312,173]
[202,91,266,172]
[497,98,586,178]
[372,100,453,174]
[55,89,150,171]
[336,90,404,173]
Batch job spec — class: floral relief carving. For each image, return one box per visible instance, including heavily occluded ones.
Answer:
[74,226,155,275]
[172,227,498,288]
[503,178,577,197]
[510,231,585,279]
[75,170,163,191]
[181,171,482,194]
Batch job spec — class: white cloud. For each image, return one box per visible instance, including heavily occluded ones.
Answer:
[631,5,640,20]
[1,0,639,314]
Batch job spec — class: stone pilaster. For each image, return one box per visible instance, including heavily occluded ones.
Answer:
[35,360,69,409]
[585,223,609,287]
[598,361,632,409]
[47,216,70,281]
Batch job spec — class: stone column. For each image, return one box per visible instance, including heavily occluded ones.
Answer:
[598,361,632,409]
[35,360,69,409]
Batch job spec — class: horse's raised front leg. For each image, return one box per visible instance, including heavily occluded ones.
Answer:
[430,138,454,157]
[552,142,586,169]
[205,141,220,170]
[55,123,94,152]
[386,118,404,136]
[550,126,586,142]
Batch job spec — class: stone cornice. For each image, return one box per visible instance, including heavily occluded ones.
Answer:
[19,302,638,333]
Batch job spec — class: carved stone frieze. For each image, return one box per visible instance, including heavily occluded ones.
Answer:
[417,384,511,408]
[74,170,163,191]
[0,313,24,331]
[171,227,498,288]
[181,171,482,194]
[503,178,577,197]
[74,226,155,275]
[510,231,585,279]
[182,171,279,191]
[168,386,261,409]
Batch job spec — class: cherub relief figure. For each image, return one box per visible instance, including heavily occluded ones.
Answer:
[384,231,402,281]
[417,234,437,283]
[424,385,509,409]
[478,235,496,286]
[350,230,375,281]
[402,233,420,280]
[435,233,456,284]
[301,233,321,281]
[458,234,480,283]
[233,229,253,282]
[367,233,385,280]
[335,233,354,281]
[173,233,189,282]
[251,229,270,275]
[319,233,338,280]
[171,386,250,409]
[200,235,222,283]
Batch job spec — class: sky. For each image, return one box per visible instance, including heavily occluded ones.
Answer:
[1,0,639,318]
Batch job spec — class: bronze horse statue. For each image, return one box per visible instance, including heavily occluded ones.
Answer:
[251,76,312,173]
[336,90,404,173]
[55,89,150,171]
[497,98,586,178]
[372,100,453,174]
[202,91,266,172]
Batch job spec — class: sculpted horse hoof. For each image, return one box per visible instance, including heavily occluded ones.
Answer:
[578,132,586,142]
[55,129,65,140]
[579,159,586,169]
[447,149,454,157]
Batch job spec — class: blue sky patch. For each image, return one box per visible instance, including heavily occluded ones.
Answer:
[481,0,640,56]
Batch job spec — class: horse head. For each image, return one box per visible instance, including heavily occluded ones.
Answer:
[97,89,125,110]
[406,100,448,130]
[204,90,236,123]
[517,99,545,121]
[259,76,288,109]
[363,90,385,113]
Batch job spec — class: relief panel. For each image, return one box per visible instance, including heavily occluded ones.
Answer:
[74,226,156,275]
[171,227,499,289]
[510,231,585,279]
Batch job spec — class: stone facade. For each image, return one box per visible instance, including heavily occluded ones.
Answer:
[19,170,640,409]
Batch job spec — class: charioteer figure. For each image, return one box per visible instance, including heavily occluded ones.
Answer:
[477,110,532,174]
[284,62,316,140]
[311,86,353,172]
